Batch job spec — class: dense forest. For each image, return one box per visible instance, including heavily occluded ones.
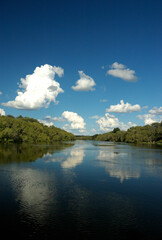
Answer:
[0,115,75,143]
[0,115,162,145]
[93,122,162,144]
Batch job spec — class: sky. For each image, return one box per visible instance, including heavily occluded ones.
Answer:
[0,0,162,135]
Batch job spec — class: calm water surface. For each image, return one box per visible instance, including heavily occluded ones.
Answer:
[0,141,162,239]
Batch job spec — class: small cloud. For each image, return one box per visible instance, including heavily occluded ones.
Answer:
[38,115,65,126]
[142,106,148,109]
[0,91,2,95]
[72,71,96,91]
[0,108,5,116]
[79,129,86,133]
[62,111,86,130]
[38,119,54,127]
[107,62,138,82]
[100,99,108,103]
[45,115,64,122]
[106,100,141,113]
[90,115,100,119]
[44,115,51,119]
[149,106,162,115]
[2,64,64,109]
[91,128,97,133]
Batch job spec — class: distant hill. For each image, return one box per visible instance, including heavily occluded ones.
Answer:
[0,115,75,143]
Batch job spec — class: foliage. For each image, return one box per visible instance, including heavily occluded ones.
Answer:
[93,122,162,144]
[94,130,126,142]
[75,135,93,140]
[112,127,120,133]
[0,116,75,143]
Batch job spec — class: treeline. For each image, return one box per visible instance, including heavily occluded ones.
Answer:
[1,115,162,144]
[75,135,93,140]
[0,115,75,143]
[93,123,162,144]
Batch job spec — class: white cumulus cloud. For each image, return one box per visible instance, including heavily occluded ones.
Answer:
[149,107,162,115]
[137,114,162,125]
[2,64,64,109]
[62,111,86,130]
[137,106,162,125]
[72,71,96,91]
[97,113,136,132]
[106,100,141,113]
[107,62,138,82]
[0,108,5,116]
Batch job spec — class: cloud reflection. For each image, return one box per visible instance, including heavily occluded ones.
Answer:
[96,147,140,182]
[43,147,85,169]
[11,168,57,223]
[61,148,85,168]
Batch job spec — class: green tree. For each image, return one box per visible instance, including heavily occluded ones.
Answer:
[112,127,120,133]
[0,115,75,143]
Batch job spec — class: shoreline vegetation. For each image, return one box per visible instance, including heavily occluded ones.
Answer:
[0,115,162,145]
[76,124,162,145]
[0,115,75,143]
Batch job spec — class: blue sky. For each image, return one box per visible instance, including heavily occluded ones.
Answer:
[0,0,162,135]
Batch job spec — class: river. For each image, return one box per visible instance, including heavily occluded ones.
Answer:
[0,140,162,239]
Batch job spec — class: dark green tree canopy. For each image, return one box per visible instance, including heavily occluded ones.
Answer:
[112,128,120,133]
[0,115,75,143]
[93,122,162,144]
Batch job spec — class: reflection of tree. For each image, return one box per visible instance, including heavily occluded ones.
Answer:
[96,147,140,182]
[0,143,74,164]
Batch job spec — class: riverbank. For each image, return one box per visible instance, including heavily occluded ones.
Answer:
[76,122,162,145]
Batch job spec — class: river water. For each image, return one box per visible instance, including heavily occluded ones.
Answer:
[0,141,162,239]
